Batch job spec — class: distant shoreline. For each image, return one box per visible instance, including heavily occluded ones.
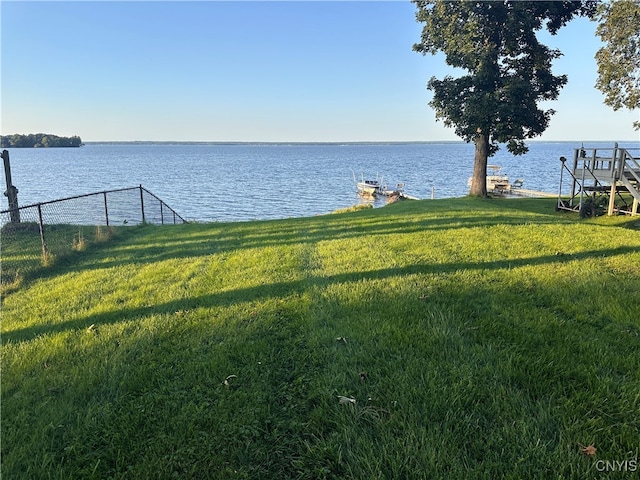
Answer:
[82,140,639,146]
[83,140,467,146]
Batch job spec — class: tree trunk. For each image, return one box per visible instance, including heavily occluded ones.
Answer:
[469,132,489,197]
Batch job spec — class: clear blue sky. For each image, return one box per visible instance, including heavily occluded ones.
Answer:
[1,1,638,142]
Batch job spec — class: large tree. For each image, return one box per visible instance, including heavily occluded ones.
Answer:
[594,0,640,130]
[413,1,596,196]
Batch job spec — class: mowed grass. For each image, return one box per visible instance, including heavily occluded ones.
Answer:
[2,197,639,479]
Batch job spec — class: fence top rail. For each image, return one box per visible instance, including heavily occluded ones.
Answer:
[1,186,187,224]
[140,186,187,223]
[0,186,143,214]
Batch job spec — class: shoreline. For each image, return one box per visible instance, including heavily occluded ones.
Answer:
[80,140,640,146]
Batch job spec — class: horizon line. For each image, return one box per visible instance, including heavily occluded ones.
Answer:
[80,139,640,145]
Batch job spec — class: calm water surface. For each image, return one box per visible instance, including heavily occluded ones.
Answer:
[4,141,638,222]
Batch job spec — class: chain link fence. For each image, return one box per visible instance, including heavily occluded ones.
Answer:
[1,185,186,288]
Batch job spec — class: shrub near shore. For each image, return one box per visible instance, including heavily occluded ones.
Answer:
[2,197,639,479]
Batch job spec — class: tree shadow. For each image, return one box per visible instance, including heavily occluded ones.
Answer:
[44,202,574,275]
[4,244,637,344]
[6,196,634,297]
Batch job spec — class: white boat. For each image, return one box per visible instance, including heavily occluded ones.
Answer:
[356,178,382,196]
[468,165,522,194]
[382,182,405,197]
[354,172,406,198]
[487,165,512,193]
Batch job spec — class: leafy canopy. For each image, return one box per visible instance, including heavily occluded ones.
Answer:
[413,0,597,156]
[595,0,640,130]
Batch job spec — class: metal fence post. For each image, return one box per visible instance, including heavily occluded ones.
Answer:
[103,191,110,226]
[1,185,185,281]
[160,202,164,225]
[139,185,146,224]
[37,203,47,261]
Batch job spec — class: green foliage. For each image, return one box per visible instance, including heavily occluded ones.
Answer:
[2,198,639,479]
[0,133,83,148]
[595,0,640,130]
[413,1,597,196]
[413,0,595,155]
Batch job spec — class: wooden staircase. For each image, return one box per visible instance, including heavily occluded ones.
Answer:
[618,150,640,206]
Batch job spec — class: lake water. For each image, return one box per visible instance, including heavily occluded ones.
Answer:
[3,141,638,222]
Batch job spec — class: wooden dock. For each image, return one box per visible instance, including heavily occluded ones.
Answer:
[399,192,420,200]
[508,188,555,198]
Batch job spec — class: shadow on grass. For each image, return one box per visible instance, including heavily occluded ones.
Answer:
[0,225,136,296]
[44,204,576,275]
[4,244,638,344]
[0,198,577,291]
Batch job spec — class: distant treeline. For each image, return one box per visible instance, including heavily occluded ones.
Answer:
[1,133,83,148]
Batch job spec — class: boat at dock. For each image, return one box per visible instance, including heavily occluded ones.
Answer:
[354,173,407,198]
[468,165,523,194]
[356,178,383,196]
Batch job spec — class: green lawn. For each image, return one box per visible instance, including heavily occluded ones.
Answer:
[2,197,639,479]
